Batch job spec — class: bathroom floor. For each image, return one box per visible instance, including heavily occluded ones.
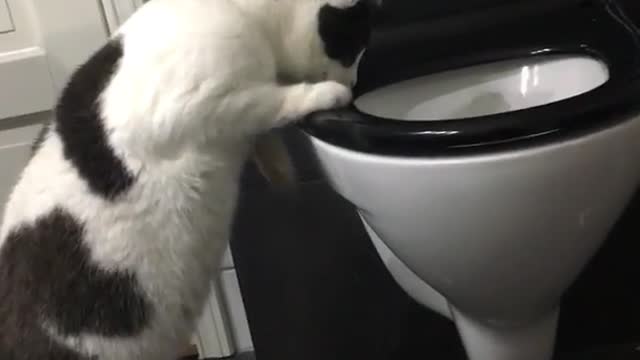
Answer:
[233,353,256,360]
[181,351,254,360]
[560,343,640,359]
[178,344,638,359]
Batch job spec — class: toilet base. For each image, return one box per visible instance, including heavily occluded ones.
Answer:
[361,215,560,360]
[453,308,559,360]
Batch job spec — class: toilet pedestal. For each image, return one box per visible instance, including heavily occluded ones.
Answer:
[453,309,559,360]
[365,216,560,360]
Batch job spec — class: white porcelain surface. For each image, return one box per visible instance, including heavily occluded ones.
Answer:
[362,216,451,319]
[453,308,559,360]
[313,114,640,324]
[354,55,609,120]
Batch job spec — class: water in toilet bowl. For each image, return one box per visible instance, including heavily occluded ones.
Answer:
[354,55,609,121]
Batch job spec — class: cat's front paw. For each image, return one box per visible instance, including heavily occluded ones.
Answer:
[307,81,353,114]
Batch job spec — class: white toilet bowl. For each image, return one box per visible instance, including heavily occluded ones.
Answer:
[308,93,640,359]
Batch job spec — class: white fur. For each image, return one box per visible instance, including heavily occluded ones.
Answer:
[0,0,366,359]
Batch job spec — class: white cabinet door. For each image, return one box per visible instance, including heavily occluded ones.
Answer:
[101,0,145,33]
[0,0,14,33]
[0,0,108,119]
[0,114,48,219]
[0,0,54,119]
[0,1,108,212]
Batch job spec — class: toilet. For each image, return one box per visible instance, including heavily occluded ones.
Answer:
[300,1,640,360]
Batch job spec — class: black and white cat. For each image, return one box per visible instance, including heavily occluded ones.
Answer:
[0,0,377,359]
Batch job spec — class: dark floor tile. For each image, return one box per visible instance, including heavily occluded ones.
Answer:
[182,351,255,360]
[234,352,256,360]
[558,343,640,360]
[556,189,640,353]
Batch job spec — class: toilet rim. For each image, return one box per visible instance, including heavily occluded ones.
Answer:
[299,2,640,156]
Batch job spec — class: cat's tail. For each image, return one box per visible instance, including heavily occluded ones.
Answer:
[252,131,297,189]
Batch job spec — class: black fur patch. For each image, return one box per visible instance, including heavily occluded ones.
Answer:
[318,2,374,67]
[0,209,152,358]
[55,38,135,200]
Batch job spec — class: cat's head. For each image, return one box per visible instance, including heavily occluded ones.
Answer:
[281,0,381,87]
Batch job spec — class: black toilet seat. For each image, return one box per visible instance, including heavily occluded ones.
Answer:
[300,0,640,156]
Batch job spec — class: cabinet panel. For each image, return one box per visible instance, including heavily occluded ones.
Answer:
[0,0,55,118]
[0,116,44,218]
[0,0,14,33]
[0,48,56,119]
[0,0,37,54]
[0,143,31,218]
[0,0,108,120]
